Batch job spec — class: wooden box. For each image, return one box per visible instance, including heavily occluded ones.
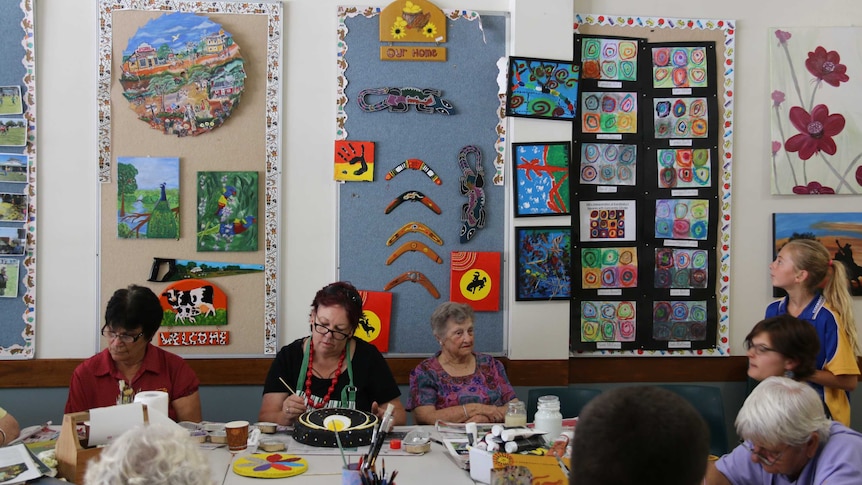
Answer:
[55,406,151,484]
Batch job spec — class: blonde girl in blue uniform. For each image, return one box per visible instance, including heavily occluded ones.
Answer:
[767,238,860,426]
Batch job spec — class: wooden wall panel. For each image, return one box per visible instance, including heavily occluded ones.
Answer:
[1,356,761,388]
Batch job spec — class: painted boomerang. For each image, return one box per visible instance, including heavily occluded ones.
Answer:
[384,190,442,215]
[385,158,442,185]
[386,221,444,246]
[383,270,440,298]
[385,240,443,265]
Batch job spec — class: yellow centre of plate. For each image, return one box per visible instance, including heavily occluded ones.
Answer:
[324,415,351,431]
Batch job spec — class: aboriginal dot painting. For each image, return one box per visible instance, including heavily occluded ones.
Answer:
[652,300,708,341]
[653,97,708,139]
[581,247,637,289]
[654,248,709,289]
[507,57,579,120]
[513,142,571,216]
[580,37,638,82]
[581,92,637,134]
[651,46,708,88]
[580,301,636,342]
[657,148,711,188]
[580,143,637,186]
[654,199,709,240]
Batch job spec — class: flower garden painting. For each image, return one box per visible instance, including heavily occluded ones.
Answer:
[770,27,862,195]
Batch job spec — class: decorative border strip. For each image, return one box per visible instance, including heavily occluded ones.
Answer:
[97,0,282,354]
[573,13,735,357]
[336,6,506,185]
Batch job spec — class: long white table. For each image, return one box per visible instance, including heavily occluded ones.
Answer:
[206,426,476,485]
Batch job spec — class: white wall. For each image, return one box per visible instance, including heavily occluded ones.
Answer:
[34,0,862,360]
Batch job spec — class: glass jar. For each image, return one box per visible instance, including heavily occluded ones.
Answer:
[533,395,563,444]
[504,401,527,427]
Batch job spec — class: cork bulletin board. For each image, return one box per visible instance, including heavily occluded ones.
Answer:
[96,1,282,357]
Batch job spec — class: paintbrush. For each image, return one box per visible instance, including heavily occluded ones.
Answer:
[278,377,295,394]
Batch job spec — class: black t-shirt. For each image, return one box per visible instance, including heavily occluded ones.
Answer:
[262,337,400,412]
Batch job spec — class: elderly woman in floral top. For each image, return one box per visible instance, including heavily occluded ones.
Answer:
[407,302,517,424]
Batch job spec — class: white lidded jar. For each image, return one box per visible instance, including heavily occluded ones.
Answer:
[532,395,563,444]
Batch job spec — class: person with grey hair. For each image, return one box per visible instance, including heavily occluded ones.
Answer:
[571,385,709,485]
[705,376,862,484]
[406,302,517,424]
[83,424,213,485]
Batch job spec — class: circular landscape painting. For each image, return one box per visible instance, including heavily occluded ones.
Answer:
[120,12,245,137]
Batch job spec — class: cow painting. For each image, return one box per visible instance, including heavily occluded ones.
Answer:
[163,285,215,323]
[159,279,227,327]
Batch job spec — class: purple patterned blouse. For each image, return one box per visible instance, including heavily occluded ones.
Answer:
[406,351,516,410]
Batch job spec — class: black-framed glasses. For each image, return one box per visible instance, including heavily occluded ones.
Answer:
[741,440,787,466]
[744,340,778,356]
[101,327,145,344]
[313,322,351,341]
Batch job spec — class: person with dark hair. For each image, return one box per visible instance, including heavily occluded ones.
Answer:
[259,281,406,425]
[64,285,201,422]
[571,386,709,485]
[746,314,820,382]
[407,302,516,424]
[705,376,862,484]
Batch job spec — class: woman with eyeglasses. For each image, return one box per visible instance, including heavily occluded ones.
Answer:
[704,376,862,484]
[745,314,820,383]
[258,282,406,426]
[64,285,201,422]
[407,302,517,424]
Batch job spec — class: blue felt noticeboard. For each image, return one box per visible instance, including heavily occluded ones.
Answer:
[338,12,507,355]
[0,0,34,358]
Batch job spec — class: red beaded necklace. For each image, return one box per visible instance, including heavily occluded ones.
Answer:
[305,338,347,409]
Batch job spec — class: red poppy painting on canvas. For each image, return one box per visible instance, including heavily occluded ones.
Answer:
[769,28,862,195]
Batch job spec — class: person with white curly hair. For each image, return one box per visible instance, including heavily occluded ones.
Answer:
[705,376,862,484]
[84,424,212,485]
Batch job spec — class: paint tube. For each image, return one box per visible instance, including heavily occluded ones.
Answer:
[500,428,545,442]
[504,435,547,454]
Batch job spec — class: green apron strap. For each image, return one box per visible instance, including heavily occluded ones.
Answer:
[340,339,357,409]
[295,338,310,398]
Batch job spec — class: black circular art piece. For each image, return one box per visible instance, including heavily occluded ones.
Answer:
[293,408,378,448]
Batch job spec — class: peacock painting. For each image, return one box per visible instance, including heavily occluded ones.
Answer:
[117,157,180,239]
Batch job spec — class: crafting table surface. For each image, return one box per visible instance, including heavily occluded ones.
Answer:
[208,425,475,484]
